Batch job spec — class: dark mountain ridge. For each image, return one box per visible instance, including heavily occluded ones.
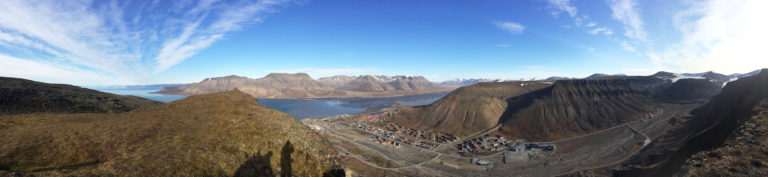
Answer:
[0,77,161,116]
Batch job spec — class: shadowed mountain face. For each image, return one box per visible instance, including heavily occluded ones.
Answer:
[610,69,768,176]
[0,77,161,116]
[0,90,342,176]
[498,77,668,141]
[393,72,729,141]
[154,73,448,98]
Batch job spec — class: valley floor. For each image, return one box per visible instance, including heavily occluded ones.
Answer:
[305,103,703,177]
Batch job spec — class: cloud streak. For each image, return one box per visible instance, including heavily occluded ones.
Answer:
[493,21,526,34]
[607,0,647,41]
[588,28,613,35]
[546,0,578,18]
[0,0,293,85]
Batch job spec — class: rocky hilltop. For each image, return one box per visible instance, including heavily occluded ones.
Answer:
[154,73,449,98]
[0,90,343,176]
[0,77,161,116]
[392,71,729,141]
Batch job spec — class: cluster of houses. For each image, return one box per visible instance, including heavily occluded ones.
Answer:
[354,123,384,134]
[457,134,514,154]
[455,134,556,154]
[369,133,439,150]
[383,123,459,144]
[354,122,451,151]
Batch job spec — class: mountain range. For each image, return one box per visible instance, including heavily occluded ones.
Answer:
[393,70,736,141]
[439,69,762,87]
[588,69,768,176]
[154,73,451,98]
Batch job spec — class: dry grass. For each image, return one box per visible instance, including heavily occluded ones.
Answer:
[0,90,341,176]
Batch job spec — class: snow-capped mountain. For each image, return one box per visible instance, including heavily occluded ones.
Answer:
[439,78,505,86]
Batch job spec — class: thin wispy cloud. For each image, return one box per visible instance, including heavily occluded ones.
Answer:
[0,54,116,85]
[607,0,647,41]
[543,0,605,37]
[0,0,294,85]
[648,0,768,74]
[620,41,638,53]
[588,28,613,35]
[545,0,578,18]
[493,21,526,34]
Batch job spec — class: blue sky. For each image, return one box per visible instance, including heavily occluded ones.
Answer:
[0,0,766,85]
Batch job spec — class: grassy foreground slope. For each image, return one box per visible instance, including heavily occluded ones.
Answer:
[0,90,342,176]
[0,77,161,116]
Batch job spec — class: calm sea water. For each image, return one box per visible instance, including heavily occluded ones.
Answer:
[93,86,448,119]
[89,85,187,103]
[258,92,448,119]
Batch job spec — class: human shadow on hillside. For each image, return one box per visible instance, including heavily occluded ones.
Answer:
[234,151,274,177]
[280,140,294,177]
[235,141,345,177]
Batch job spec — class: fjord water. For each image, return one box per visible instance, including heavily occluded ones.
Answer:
[258,92,449,119]
[89,85,187,103]
[93,86,448,119]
